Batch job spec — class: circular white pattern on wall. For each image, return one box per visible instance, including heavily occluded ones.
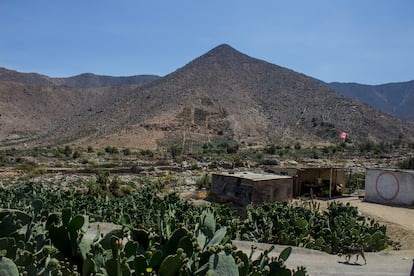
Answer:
[375,171,399,201]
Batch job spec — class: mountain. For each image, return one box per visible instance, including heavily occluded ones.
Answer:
[327,81,414,122]
[0,66,161,145]
[0,80,146,145]
[53,73,160,88]
[20,44,414,149]
[0,67,160,88]
[0,67,53,86]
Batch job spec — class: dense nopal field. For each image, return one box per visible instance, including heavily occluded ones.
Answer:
[0,174,389,275]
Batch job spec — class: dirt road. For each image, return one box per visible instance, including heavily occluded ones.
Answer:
[233,241,413,276]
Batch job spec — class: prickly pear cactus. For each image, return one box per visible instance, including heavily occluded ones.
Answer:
[159,249,185,276]
[0,256,19,276]
[207,251,239,275]
[0,209,32,239]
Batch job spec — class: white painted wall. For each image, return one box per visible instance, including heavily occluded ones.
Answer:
[365,169,414,205]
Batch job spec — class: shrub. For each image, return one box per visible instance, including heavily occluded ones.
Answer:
[264,144,277,154]
[216,141,239,154]
[16,162,36,172]
[196,173,212,189]
[87,145,94,153]
[397,157,414,169]
[259,159,279,166]
[169,144,182,159]
[63,145,72,157]
[105,146,119,154]
[140,149,154,157]
[122,148,132,156]
[0,153,5,166]
[232,154,244,167]
[346,172,366,193]
[72,151,81,159]
[80,158,89,164]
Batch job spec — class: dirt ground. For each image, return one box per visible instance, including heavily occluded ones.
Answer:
[233,240,414,276]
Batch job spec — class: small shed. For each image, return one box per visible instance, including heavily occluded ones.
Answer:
[365,168,414,206]
[269,167,346,197]
[211,172,293,205]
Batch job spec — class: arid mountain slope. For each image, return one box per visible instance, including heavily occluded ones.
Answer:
[0,67,159,88]
[327,81,414,122]
[53,73,160,88]
[0,67,160,146]
[29,44,414,149]
[0,81,149,145]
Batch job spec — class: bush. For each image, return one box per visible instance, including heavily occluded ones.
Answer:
[122,148,132,156]
[0,153,5,166]
[169,144,182,159]
[259,159,279,165]
[232,154,244,167]
[105,146,119,154]
[217,141,239,154]
[397,157,414,169]
[264,144,277,154]
[63,145,72,157]
[72,151,81,159]
[195,173,212,189]
[16,162,36,172]
[140,149,154,157]
[80,158,89,164]
[346,172,366,193]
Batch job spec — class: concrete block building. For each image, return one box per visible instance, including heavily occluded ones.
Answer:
[211,172,293,205]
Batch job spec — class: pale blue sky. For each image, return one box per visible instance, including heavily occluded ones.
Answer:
[1,0,413,84]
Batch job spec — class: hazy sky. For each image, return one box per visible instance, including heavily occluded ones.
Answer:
[1,0,413,84]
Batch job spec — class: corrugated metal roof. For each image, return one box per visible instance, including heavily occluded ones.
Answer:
[214,171,292,181]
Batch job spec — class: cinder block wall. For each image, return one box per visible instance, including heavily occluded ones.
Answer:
[252,179,293,204]
[211,174,253,205]
[211,173,293,205]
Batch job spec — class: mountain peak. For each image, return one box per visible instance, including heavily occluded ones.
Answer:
[180,44,254,72]
[204,44,246,58]
[209,43,237,52]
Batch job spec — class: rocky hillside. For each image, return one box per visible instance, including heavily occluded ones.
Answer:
[0,81,146,145]
[23,44,414,149]
[0,67,159,88]
[53,73,160,88]
[0,67,160,146]
[327,81,414,122]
